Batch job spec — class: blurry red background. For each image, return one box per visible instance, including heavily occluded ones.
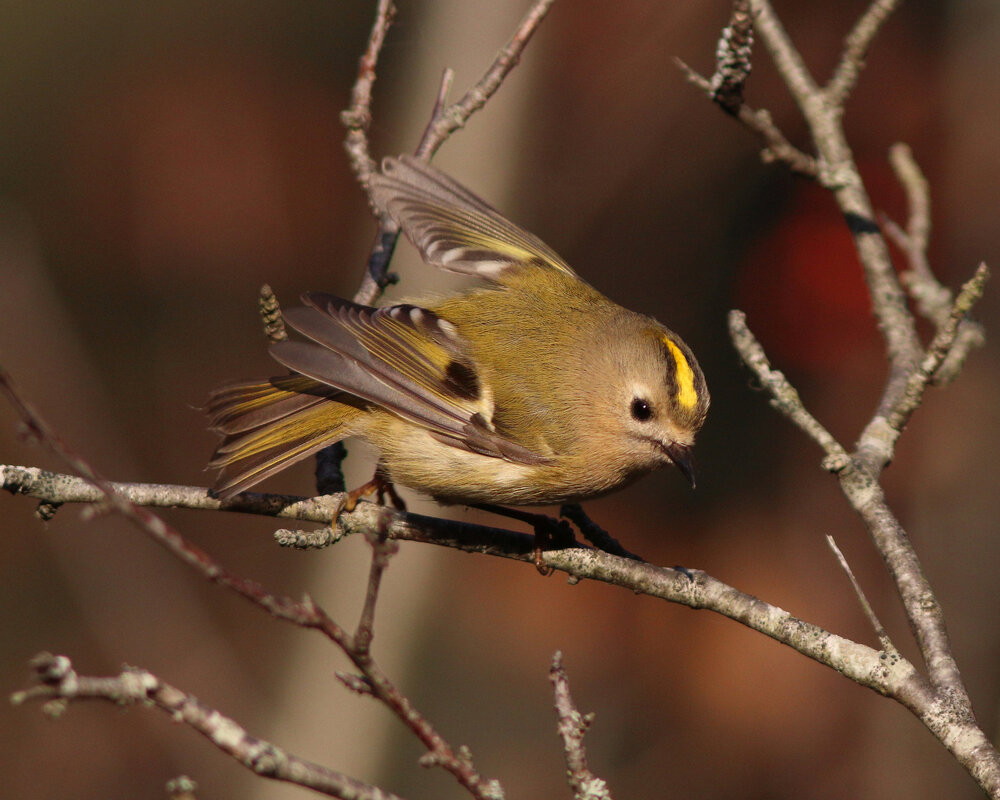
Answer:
[2,2,998,798]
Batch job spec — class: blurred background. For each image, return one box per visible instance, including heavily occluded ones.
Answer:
[2,1,998,798]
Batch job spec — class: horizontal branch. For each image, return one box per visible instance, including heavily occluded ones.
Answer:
[12,653,406,800]
[0,462,919,697]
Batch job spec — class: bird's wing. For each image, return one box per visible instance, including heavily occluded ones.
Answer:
[368,154,577,282]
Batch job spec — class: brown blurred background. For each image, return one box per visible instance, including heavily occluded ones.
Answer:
[2,1,998,798]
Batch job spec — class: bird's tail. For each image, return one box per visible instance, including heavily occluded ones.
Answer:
[206,375,361,499]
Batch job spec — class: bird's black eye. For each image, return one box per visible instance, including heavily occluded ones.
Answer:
[630,398,653,422]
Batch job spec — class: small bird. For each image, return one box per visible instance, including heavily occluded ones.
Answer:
[207,156,709,510]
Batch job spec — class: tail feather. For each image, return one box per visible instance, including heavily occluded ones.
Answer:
[207,377,361,499]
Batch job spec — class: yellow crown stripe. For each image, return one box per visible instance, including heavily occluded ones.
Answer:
[663,337,699,410]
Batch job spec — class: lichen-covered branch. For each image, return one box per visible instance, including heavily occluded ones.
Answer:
[550,652,612,800]
[12,654,405,800]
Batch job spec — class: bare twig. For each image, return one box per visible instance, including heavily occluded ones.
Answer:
[550,653,612,800]
[884,143,986,385]
[341,0,396,187]
[885,263,990,433]
[755,1,922,391]
[414,0,557,160]
[0,369,503,799]
[675,58,819,177]
[699,3,1000,792]
[344,0,556,306]
[826,0,903,106]
[888,143,932,257]
[12,654,406,800]
[727,311,848,463]
[825,535,892,651]
[354,524,398,657]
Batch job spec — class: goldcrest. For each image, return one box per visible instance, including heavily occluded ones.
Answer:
[207,156,709,505]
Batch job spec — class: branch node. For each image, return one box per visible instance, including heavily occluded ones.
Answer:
[165,775,199,800]
[821,453,851,473]
[336,672,375,696]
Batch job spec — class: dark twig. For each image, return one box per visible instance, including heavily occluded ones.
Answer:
[12,653,406,800]
[550,652,612,800]
[354,522,398,657]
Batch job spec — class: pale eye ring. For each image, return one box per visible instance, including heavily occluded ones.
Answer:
[630,397,653,422]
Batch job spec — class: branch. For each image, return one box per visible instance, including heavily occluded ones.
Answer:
[674,58,819,178]
[0,462,927,697]
[826,535,893,652]
[6,363,1000,792]
[342,0,556,305]
[342,0,396,188]
[12,653,409,800]
[752,0,923,415]
[826,0,903,106]
[883,143,986,385]
[550,653,612,800]
[0,367,503,799]
[727,311,848,463]
[414,0,557,160]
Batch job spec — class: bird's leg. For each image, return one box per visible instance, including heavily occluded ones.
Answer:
[344,468,407,512]
[471,503,576,575]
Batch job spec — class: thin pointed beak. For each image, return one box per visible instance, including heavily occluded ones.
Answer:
[663,442,696,488]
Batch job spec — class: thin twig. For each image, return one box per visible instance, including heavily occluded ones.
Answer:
[884,143,987,385]
[885,263,990,432]
[0,369,503,799]
[346,0,556,307]
[753,0,924,412]
[674,58,819,177]
[826,0,903,106]
[750,0,819,105]
[727,311,848,463]
[354,523,398,658]
[414,0,557,160]
[12,654,407,800]
[825,535,893,651]
[341,0,396,188]
[550,652,613,800]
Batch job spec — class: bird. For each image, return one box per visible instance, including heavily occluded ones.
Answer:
[206,155,709,517]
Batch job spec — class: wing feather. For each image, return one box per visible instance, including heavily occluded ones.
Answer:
[368,155,576,281]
